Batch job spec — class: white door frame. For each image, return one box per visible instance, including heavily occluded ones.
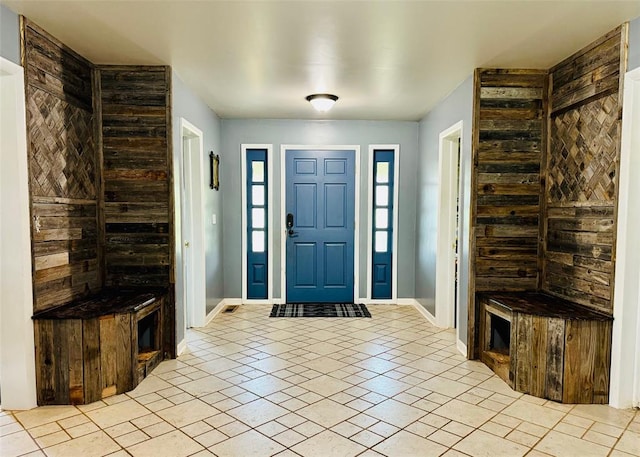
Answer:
[280,145,360,303]
[179,118,206,328]
[435,121,463,331]
[610,66,640,409]
[241,144,274,304]
[366,144,400,303]
[0,57,37,409]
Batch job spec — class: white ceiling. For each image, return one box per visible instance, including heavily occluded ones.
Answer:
[3,1,639,121]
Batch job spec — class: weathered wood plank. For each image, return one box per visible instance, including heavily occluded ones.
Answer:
[82,318,102,404]
[115,313,133,393]
[34,320,55,404]
[593,321,612,404]
[545,318,565,401]
[515,314,532,393]
[530,316,548,398]
[481,87,543,99]
[99,315,117,397]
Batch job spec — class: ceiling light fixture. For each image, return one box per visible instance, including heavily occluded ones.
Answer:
[306,93,338,112]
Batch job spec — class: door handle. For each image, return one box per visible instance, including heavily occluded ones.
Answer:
[286,213,297,237]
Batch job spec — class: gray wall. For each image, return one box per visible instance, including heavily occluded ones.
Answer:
[220,119,419,301]
[172,72,223,342]
[415,76,473,340]
[630,16,640,71]
[1,4,20,65]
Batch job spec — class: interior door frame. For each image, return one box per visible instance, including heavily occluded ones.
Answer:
[435,121,464,336]
[366,144,400,303]
[179,118,206,328]
[241,144,274,304]
[0,56,37,409]
[280,145,360,303]
[610,66,640,409]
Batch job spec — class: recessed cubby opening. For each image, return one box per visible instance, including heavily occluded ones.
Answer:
[136,306,163,383]
[490,313,511,355]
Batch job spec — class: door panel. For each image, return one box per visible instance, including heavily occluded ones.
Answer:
[246,148,268,299]
[286,149,355,303]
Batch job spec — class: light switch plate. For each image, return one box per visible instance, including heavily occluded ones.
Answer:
[212,214,217,225]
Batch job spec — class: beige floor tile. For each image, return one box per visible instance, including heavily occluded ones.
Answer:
[114,430,149,447]
[15,405,80,429]
[193,428,227,447]
[155,399,219,428]
[300,356,348,373]
[128,430,204,457]
[43,431,120,457]
[227,398,288,427]
[1,430,39,457]
[501,399,565,428]
[615,429,640,455]
[553,421,585,438]
[432,399,496,428]
[240,374,293,396]
[570,405,636,428]
[359,376,411,396]
[365,399,426,428]
[453,429,529,457]
[534,430,610,457]
[331,421,363,437]
[210,429,285,457]
[25,422,61,438]
[128,376,173,397]
[179,376,232,397]
[35,430,70,448]
[420,376,471,398]
[272,428,306,447]
[429,429,462,447]
[86,400,150,429]
[299,375,353,397]
[0,422,24,437]
[296,398,358,428]
[374,430,448,457]
[293,420,325,437]
[292,430,366,457]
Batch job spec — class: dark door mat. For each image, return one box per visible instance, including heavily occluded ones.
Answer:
[270,303,372,318]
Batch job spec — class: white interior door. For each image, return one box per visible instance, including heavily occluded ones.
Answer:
[180,119,206,329]
[435,121,463,330]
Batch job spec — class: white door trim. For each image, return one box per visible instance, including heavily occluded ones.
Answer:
[0,57,37,409]
[435,121,463,332]
[241,144,274,304]
[179,118,206,328]
[280,145,360,303]
[610,66,640,409]
[366,144,400,303]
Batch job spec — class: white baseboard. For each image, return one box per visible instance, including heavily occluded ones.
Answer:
[177,338,187,356]
[397,298,419,306]
[411,301,437,326]
[456,339,467,357]
[204,299,233,325]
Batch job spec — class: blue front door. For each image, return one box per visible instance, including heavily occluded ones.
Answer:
[286,149,355,303]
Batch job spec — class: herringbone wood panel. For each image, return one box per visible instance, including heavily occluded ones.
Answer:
[27,87,96,199]
[548,94,619,203]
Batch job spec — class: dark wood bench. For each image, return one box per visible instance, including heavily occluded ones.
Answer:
[477,292,613,404]
[32,288,167,405]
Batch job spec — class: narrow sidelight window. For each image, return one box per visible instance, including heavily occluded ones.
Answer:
[246,149,268,299]
[371,149,395,299]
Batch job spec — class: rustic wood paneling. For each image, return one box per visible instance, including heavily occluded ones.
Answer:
[468,69,547,357]
[99,66,175,359]
[22,19,101,313]
[544,25,628,314]
[99,66,172,289]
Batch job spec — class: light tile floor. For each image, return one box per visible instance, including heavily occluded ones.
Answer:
[2,305,639,457]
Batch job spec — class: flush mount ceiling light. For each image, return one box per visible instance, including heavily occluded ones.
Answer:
[306,93,338,112]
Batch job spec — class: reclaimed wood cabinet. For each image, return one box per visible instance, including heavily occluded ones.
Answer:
[478,292,613,404]
[32,289,165,405]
